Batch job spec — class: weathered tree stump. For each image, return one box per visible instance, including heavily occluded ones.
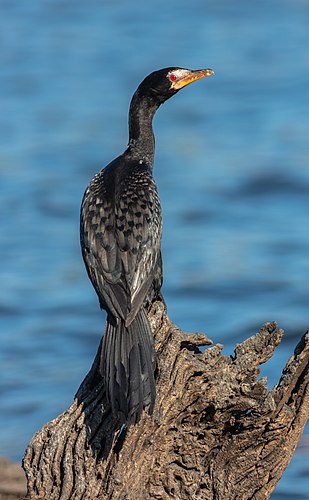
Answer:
[23,301,309,499]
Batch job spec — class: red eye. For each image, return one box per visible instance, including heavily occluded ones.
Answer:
[169,74,177,82]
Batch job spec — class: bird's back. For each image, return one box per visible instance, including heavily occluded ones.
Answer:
[80,152,163,324]
[80,152,162,423]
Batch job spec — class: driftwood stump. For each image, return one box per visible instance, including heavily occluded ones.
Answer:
[23,301,309,499]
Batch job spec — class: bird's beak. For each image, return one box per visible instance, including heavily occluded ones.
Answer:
[171,68,215,90]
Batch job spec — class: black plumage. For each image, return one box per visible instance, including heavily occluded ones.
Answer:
[80,67,214,425]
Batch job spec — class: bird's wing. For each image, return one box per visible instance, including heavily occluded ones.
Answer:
[80,165,162,323]
[115,166,162,324]
[80,173,129,319]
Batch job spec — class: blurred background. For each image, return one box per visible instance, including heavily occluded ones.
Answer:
[0,0,308,497]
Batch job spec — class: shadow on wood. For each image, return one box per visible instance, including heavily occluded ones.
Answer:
[23,300,309,499]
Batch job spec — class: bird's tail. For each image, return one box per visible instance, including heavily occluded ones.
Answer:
[100,309,156,425]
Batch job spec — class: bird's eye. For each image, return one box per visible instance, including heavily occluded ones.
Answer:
[169,74,177,82]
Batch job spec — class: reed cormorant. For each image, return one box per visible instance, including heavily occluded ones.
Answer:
[80,67,214,425]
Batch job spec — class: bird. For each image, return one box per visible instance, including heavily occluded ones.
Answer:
[80,67,214,426]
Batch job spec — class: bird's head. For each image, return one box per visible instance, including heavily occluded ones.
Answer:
[136,67,214,104]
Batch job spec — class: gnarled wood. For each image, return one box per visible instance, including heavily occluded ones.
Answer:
[23,301,309,499]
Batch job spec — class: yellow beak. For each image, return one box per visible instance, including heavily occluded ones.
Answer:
[171,68,215,90]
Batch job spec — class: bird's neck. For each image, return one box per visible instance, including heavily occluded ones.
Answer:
[127,92,159,167]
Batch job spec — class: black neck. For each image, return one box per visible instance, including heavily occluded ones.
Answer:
[127,91,160,166]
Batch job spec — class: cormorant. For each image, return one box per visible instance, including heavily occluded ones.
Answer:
[80,67,214,425]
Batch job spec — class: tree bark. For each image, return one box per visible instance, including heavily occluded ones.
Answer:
[23,300,309,499]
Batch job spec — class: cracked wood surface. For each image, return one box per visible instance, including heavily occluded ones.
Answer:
[23,301,309,499]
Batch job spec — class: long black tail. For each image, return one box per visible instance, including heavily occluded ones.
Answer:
[100,308,156,425]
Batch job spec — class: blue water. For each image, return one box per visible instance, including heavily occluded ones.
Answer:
[0,1,308,497]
